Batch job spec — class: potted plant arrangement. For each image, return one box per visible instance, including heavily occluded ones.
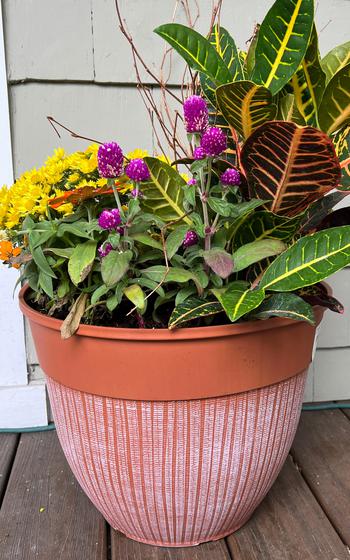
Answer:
[1,0,350,548]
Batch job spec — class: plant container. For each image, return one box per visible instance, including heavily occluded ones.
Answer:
[20,284,325,547]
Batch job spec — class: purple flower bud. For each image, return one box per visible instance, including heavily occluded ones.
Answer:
[125,158,150,182]
[200,127,227,157]
[220,168,241,186]
[183,95,209,133]
[187,178,197,186]
[98,242,113,259]
[130,188,143,199]
[183,230,198,248]
[193,146,205,160]
[98,208,121,230]
[97,142,124,178]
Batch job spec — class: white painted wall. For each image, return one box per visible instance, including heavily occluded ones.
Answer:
[0,1,47,427]
[1,0,350,410]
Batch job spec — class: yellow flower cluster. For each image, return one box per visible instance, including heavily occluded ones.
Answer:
[0,144,104,229]
[0,145,179,230]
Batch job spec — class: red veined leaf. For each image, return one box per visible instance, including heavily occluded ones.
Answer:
[241,121,341,216]
[297,284,344,314]
[49,179,128,209]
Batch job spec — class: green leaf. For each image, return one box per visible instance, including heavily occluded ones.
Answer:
[260,226,350,292]
[46,248,74,259]
[142,157,191,224]
[57,277,70,298]
[38,271,54,298]
[216,81,277,139]
[202,248,233,278]
[142,265,196,284]
[290,25,326,127]
[213,282,265,322]
[208,24,243,81]
[91,284,111,305]
[251,0,314,95]
[57,222,92,239]
[234,211,301,248]
[318,63,350,134]
[208,196,245,218]
[30,245,56,279]
[106,293,120,312]
[123,284,146,311]
[166,225,189,259]
[175,285,198,306]
[130,277,165,297]
[168,297,223,329]
[154,23,232,85]
[241,121,341,216]
[68,241,97,286]
[101,250,132,288]
[232,239,286,272]
[130,233,162,250]
[321,40,350,84]
[253,292,315,324]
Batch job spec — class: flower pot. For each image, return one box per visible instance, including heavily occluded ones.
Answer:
[20,285,324,547]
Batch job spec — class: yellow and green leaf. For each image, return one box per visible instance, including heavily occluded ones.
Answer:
[143,157,192,224]
[251,0,314,95]
[318,63,350,134]
[154,23,232,86]
[168,297,223,329]
[332,123,350,190]
[216,80,277,139]
[209,24,243,81]
[213,282,265,322]
[290,25,326,127]
[253,292,315,324]
[321,40,350,84]
[260,226,350,291]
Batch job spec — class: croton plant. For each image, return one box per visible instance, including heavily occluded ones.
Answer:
[1,0,350,336]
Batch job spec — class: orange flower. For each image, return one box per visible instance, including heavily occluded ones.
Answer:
[0,240,22,268]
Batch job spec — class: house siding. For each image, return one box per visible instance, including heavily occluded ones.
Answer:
[3,0,350,402]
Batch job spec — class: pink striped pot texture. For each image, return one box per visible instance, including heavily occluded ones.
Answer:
[47,371,307,547]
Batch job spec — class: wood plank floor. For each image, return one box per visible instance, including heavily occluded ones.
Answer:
[0,408,350,559]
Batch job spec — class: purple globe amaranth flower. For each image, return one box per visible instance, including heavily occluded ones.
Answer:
[130,188,144,199]
[97,142,124,178]
[193,146,205,160]
[125,158,150,182]
[220,167,241,187]
[98,242,113,259]
[187,178,197,186]
[183,95,209,133]
[200,127,227,157]
[98,208,121,230]
[183,230,198,248]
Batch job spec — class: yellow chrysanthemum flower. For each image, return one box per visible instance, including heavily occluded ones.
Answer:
[127,149,149,160]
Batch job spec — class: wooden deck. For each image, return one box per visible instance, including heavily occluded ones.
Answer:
[0,408,350,559]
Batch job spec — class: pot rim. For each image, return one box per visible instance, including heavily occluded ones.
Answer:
[19,283,327,342]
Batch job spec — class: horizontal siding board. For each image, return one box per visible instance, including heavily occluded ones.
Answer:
[4,1,350,83]
[0,383,47,429]
[9,83,154,176]
[317,269,350,349]
[312,348,350,402]
[3,0,94,81]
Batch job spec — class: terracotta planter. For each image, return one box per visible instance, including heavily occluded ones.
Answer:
[20,285,324,547]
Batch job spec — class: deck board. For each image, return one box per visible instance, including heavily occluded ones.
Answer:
[226,456,348,560]
[292,410,350,546]
[0,432,106,560]
[111,529,231,559]
[0,434,18,504]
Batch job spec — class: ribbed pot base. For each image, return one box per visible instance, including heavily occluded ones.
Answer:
[47,371,306,547]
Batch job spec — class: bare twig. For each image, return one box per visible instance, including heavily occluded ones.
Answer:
[47,116,103,144]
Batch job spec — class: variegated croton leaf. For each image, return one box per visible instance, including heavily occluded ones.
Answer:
[241,121,341,216]
[332,123,350,190]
